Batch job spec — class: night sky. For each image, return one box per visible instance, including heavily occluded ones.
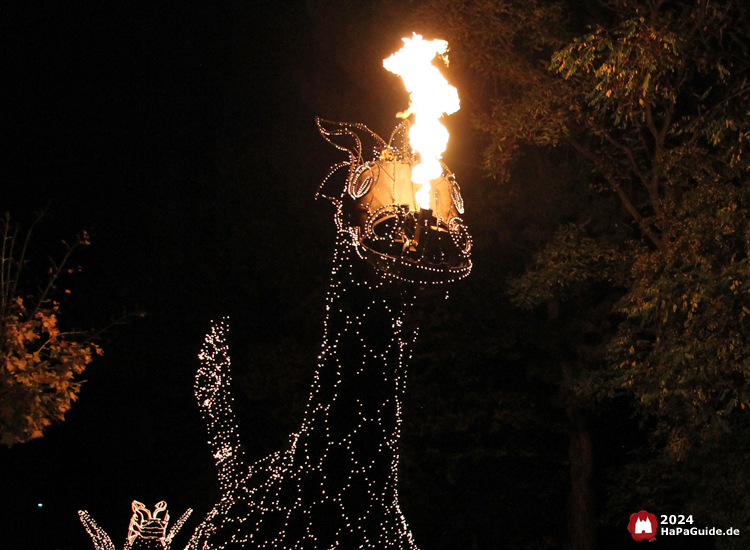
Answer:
[1,1,492,548]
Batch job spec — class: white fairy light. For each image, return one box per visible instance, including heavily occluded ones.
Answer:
[95,35,472,550]
[316,118,472,286]
[80,111,470,550]
[78,502,192,550]
[188,231,427,549]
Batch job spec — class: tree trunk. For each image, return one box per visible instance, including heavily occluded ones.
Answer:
[562,361,596,550]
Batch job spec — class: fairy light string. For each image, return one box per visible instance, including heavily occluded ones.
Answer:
[188,233,422,550]
[77,34,470,550]
[78,502,192,550]
[187,33,469,550]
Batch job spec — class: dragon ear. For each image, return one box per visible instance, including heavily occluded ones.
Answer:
[153,501,169,521]
[131,500,146,513]
[131,500,151,523]
[316,117,386,161]
[315,118,390,203]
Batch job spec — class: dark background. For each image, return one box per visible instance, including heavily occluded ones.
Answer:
[0,1,488,548]
[0,2,713,549]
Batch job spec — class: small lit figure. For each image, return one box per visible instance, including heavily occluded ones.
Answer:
[78,501,192,550]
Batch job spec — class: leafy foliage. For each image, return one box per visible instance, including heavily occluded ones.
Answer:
[608,178,750,436]
[420,0,572,181]
[508,223,630,308]
[421,0,750,545]
[0,213,101,447]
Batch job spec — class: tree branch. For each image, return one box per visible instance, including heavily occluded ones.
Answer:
[599,129,650,189]
[570,140,665,250]
[658,101,673,150]
[31,231,87,317]
[685,85,750,146]
[644,102,660,143]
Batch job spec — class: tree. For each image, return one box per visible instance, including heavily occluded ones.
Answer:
[547,0,750,431]
[0,212,101,447]
[416,2,609,548]
[529,9,750,540]
[421,0,750,547]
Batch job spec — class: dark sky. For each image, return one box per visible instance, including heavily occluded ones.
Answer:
[1,1,486,548]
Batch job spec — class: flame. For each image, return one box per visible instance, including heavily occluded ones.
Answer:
[383,33,460,210]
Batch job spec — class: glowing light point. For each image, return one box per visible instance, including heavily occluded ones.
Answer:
[73,34,472,550]
[187,109,472,546]
[78,501,192,550]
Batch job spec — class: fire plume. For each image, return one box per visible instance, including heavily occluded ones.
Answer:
[383,33,460,210]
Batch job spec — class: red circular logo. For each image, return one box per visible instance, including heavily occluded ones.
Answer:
[627,510,658,541]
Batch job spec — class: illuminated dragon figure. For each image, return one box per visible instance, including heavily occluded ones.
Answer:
[80,34,471,550]
[187,33,470,550]
[185,111,471,549]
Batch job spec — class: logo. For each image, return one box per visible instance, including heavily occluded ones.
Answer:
[628,510,658,541]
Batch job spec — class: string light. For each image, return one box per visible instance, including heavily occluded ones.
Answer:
[315,118,472,285]
[187,34,470,549]
[78,502,192,550]
[189,234,424,549]
[77,34,471,550]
